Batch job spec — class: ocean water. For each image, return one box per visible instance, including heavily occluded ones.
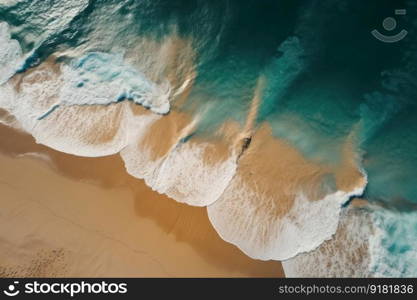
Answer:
[1,0,417,276]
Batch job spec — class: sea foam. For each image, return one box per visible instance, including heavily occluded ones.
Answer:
[122,140,238,206]
[0,23,22,85]
[208,176,366,261]
[282,206,373,277]
[369,209,417,277]
[60,52,172,114]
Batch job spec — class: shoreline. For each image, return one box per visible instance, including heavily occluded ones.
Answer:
[0,124,283,277]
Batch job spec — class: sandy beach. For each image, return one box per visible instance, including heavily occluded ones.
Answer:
[0,124,283,277]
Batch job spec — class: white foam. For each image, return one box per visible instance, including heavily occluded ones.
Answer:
[121,136,238,207]
[368,209,417,277]
[0,44,178,156]
[282,206,373,277]
[0,65,158,157]
[0,21,178,115]
[0,22,22,84]
[0,20,194,155]
[0,1,20,5]
[152,143,237,206]
[32,105,129,157]
[207,176,367,261]
[60,52,172,114]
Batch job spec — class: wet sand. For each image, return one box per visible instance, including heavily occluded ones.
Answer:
[0,124,283,277]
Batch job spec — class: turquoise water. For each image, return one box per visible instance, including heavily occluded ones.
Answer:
[1,0,417,276]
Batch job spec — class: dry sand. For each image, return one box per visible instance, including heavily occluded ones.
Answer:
[0,124,283,277]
